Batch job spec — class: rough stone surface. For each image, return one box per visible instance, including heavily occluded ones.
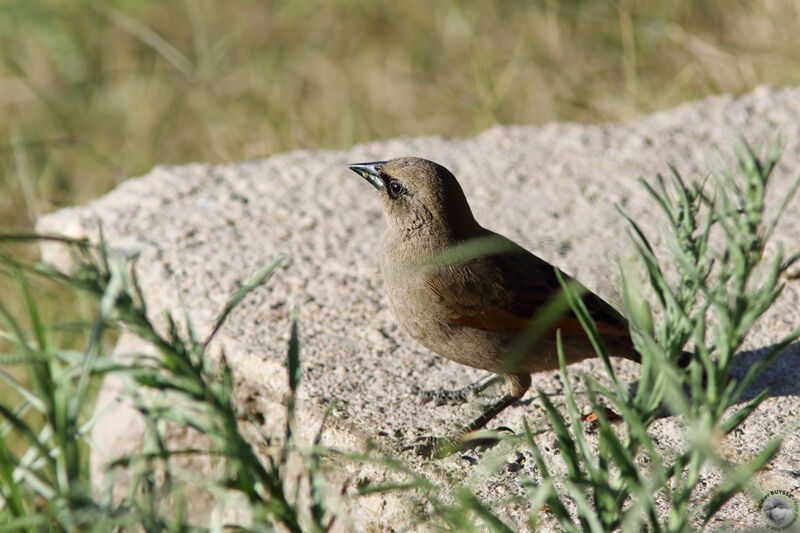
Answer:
[38,85,800,531]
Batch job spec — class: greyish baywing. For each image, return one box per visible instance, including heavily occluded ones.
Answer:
[424,233,631,339]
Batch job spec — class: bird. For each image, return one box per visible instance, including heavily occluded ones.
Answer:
[348,157,667,456]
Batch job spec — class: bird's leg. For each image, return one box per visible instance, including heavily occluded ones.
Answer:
[460,372,531,433]
[408,394,520,458]
[409,373,531,458]
[462,393,519,433]
[418,374,502,405]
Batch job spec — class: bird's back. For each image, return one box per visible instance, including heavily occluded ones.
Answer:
[384,228,639,373]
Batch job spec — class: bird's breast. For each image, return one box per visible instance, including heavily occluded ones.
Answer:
[380,257,448,341]
[379,242,508,371]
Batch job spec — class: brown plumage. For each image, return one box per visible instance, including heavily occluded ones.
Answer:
[349,157,643,450]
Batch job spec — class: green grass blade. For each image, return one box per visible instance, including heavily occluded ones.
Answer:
[0,433,26,519]
[457,489,514,533]
[555,331,599,483]
[702,433,783,524]
[13,270,47,353]
[0,403,55,470]
[538,392,581,481]
[287,308,301,394]
[203,254,285,347]
[522,419,572,523]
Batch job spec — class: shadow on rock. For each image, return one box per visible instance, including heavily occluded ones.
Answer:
[730,341,800,402]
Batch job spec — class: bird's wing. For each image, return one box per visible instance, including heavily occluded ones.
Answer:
[425,236,630,338]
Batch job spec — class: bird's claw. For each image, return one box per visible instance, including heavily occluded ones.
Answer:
[403,429,510,459]
[418,387,472,406]
[403,435,462,459]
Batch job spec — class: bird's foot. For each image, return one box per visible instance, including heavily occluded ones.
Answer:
[404,436,461,459]
[419,387,473,406]
[418,375,502,406]
[404,429,511,459]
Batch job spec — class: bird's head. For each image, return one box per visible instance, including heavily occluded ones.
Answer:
[347,157,479,239]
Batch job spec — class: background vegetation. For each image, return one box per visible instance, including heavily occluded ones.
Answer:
[2,1,800,231]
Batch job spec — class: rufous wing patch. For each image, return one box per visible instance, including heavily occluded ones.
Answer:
[448,304,530,331]
[426,271,629,338]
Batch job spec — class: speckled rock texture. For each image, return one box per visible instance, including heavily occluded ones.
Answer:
[38,85,800,531]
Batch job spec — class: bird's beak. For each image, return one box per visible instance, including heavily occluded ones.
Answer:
[347,161,387,190]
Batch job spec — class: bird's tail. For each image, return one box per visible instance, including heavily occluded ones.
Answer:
[618,345,694,369]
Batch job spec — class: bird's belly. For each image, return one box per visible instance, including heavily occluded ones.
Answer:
[383,277,511,371]
[383,277,601,373]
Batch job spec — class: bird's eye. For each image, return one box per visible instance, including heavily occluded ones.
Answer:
[387,179,405,199]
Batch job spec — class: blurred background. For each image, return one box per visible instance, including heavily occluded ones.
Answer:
[0,0,799,344]
[3,0,800,231]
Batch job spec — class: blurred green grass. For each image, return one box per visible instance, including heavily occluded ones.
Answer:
[2,0,800,230]
[0,0,799,350]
